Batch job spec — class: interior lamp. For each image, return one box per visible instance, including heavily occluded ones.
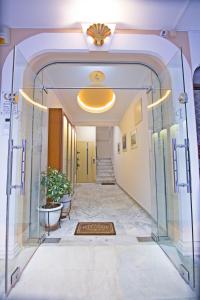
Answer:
[77,71,116,114]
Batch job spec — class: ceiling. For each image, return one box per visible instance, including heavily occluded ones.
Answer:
[47,89,139,126]
[42,62,157,125]
[2,0,200,31]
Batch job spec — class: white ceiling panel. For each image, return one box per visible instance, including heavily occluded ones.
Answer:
[47,89,139,126]
[2,0,200,31]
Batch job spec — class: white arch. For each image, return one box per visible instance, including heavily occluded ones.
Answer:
[0,33,199,261]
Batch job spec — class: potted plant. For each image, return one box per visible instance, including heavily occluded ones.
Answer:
[38,167,70,230]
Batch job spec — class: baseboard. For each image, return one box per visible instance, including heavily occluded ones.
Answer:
[116,181,153,221]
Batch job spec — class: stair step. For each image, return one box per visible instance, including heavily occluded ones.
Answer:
[96,176,115,181]
[97,165,113,169]
[96,179,116,183]
[97,162,112,166]
[97,172,114,176]
[96,158,115,183]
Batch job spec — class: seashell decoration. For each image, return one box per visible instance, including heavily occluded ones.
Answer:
[86,23,111,46]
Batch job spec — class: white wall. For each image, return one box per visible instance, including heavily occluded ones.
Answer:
[76,126,96,142]
[96,127,113,159]
[113,92,152,215]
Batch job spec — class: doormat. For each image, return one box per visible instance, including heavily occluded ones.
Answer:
[43,238,61,243]
[74,222,116,235]
[136,236,153,242]
[101,182,115,185]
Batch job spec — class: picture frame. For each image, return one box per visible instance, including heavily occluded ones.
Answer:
[117,142,121,154]
[122,134,127,151]
[134,98,142,126]
[130,130,137,149]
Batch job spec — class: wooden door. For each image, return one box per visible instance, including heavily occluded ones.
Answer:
[77,141,96,183]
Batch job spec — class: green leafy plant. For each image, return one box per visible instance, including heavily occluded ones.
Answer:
[41,167,72,205]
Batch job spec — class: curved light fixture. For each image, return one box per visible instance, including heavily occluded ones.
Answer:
[147,90,171,109]
[19,89,48,111]
[77,88,116,114]
[77,71,116,113]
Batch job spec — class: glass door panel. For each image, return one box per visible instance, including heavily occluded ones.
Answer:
[5,46,47,294]
[67,123,72,181]
[71,127,75,189]
[63,116,68,175]
[148,49,194,287]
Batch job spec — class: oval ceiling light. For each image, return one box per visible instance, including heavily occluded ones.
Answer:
[77,71,116,113]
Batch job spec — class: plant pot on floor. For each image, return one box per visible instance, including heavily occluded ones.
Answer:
[60,194,72,208]
[38,203,63,231]
[60,194,72,219]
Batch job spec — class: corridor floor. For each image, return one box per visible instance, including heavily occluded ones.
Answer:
[8,184,197,300]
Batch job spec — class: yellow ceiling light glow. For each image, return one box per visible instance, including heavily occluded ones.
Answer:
[77,71,116,113]
[77,89,116,113]
[19,89,48,111]
[147,90,171,109]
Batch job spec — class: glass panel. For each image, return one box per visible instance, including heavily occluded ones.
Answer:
[71,127,75,189]
[63,116,68,175]
[68,123,72,181]
[74,131,77,186]
[5,46,47,293]
[148,50,194,287]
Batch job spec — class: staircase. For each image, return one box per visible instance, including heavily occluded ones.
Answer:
[96,158,115,184]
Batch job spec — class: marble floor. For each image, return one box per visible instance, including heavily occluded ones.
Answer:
[50,183,152,243]
[8,183,198,300]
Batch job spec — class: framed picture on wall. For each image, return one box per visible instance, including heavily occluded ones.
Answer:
[117,142,120,154]
[122,134,127,151]
[134,98,142,126]
[130,130,137,149]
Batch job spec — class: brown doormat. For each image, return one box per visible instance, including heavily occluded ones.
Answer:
[74,222,116,235]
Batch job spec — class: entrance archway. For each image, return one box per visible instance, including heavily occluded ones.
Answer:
[0,32,199,296]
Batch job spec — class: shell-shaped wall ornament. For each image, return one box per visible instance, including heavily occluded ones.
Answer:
[86,23,111,46]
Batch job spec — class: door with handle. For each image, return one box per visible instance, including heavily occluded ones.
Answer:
[148,49,195,287]
[4,46,47,295]
[77,141,96,183]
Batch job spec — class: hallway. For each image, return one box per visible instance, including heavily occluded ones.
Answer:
[51,183,152,241]
[8,184,196,300]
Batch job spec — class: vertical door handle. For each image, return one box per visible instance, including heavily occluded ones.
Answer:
[172,138,179,193]
[20,139,26,195]
[184,138,191,193]
[86,143,89,175]
[172,138,191,193]
[6,139,14,196]
[7,139,27,195]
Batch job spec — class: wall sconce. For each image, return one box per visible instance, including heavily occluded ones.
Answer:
[81,23,116,51]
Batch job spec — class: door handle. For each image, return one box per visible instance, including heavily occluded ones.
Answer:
[7,139,27,195]
[172,138,179,193]
[184,138,191,193]
[86,143,88,175]
[172,138,191,193]
[20,139,26,195]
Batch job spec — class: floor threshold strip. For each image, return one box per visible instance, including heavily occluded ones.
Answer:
[43,238,61,243]
[136,236,153,242]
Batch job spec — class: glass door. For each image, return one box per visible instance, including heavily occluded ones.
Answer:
[5,46,47,294]
[148,49,195,287]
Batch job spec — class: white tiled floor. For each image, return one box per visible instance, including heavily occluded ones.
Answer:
[8,184,198,300]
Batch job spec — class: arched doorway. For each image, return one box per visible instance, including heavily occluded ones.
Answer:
[0,37,198,296]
